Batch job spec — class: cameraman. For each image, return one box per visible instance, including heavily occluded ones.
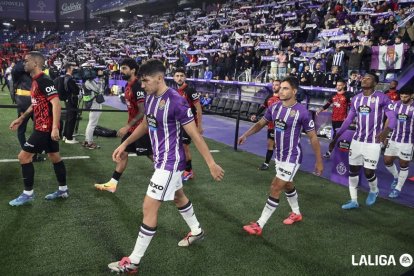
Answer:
[83,68,104,149]
[62,63,80,144]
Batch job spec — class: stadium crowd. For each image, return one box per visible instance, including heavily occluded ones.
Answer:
[1,0,414,87]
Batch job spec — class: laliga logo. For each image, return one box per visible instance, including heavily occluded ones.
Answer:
[61,1,82,15]
[352,254,413,267]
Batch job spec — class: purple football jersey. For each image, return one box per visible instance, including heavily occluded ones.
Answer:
[390,100,414,144]
[350,91,393,143]
[264,102,315,163]
[145,88,194,171]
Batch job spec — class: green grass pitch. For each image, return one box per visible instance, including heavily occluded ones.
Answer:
[0,88,413,275]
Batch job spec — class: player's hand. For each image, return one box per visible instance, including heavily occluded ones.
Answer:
[209,163,224,181]
[314,161,323,176]
[112,145,126,162]
[9,118,23,131]
[51,128,60,141]
[316,108,322,116]
[237,135,247,145]
[250,114,257,122]
[376,129,390,143]
[117,126,129,138]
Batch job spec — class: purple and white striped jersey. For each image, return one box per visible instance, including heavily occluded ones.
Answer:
[350,91,394,143]
[145,88,194,171]
[390,100,414,144]
[264,102,315,164]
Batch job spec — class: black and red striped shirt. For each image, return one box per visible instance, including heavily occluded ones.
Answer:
[125,78,146,133]
[31,72,59,132]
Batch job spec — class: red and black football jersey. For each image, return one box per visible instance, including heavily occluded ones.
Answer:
[125,78,146,133]
[31,72,59,132]
[323,92,350,122]
[177,83,200,125]
[264,95,280,129]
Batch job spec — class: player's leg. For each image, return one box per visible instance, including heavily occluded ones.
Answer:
[182,135,193,181]
[342,140,363,209]
[324,121,343,158]
[389,143,413,198]
[259,130,274,170]
[95,151,128,193]
[243,175,285,235]
[45,138,68,200]
[363,142,382,206]
[384,140,399,188]
[175,188,204,246]
[283,181,303,225]
[109,169,176,273]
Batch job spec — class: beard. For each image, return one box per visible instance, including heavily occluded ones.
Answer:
[121,74,130,81]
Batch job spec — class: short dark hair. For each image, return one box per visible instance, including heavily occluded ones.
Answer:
[138,59,166,76]
[272,79,281,83]
[28,51,45,66]
[350,70,358,75]
[337,78,346,84]
[173,67,186,76]
[399,87,413,95]
[365,72,379,84]
[390,79,399,85]
[281,76,299,90]
[64,62,76,70]
[120,58,139,74]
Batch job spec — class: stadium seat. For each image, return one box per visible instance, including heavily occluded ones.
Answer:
[239,101,251,120]
[247,103,260,118]
[230,100,241,116]
[223,99,234,115]
[215,98,228,114]
[210,97,220,112]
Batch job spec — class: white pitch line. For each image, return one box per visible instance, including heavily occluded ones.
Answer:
[210,150,220,153]
[0,156,90,163]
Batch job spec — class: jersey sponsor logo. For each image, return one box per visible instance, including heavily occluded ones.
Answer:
[149,181,164,191]
[136,91,145,98]
[187,108,194,118]
[358,105,371,115]
[398,113,408,122]
[333,101,341,108]
[274,119,287,132]
[388,103,394,110]
[146,114,158,131]
[336,162,347,176]
[338,140,351,152]
[45,85,57,95]
[278,167,292,176]
[191,93,199,99]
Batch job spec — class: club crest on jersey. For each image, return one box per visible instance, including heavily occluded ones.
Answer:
[158,100,166,110]
[289,110,296,117]
[370,97,376,103]
[388,103,394,110]
[358,105,371,115]
[409,106,414,112]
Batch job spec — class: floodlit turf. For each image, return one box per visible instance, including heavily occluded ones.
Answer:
[0,88,413,275]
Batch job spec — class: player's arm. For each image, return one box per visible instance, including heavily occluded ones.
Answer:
[50,96,61,141]
[317,96,332,115]
[183,121,224,181]
[238,118,267,145]
[377,108,397,143]
[307,130,323,176]
[118,102,146,137]
[9,105,33,130]
[113,116,148,162]
[194,101,203,134]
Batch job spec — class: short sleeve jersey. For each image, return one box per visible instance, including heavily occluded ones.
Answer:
[145,88,194,171]
[264,102,315,164]
[125,78,146,132]
[31,72,59,132]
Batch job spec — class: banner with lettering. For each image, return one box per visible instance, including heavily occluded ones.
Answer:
[29,0,56,21]
[0,0,26,20]
[59,0,85,20]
